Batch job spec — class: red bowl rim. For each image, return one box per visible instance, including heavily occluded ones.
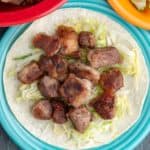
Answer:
[0,0,67,27]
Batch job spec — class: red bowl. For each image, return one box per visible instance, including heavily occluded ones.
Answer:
[0,0,67,27]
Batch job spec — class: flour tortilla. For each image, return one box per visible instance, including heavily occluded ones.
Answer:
[3,8,149,149]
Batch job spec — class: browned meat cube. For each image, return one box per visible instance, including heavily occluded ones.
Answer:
[38,76,60,98]
[78,31,96,48]
[1,0,24,5]
[68,106,91,133]
[32,100,52,120]
[57,25,79,55]
[60,74,92,108]
[18,61,42,84]
[21,0,41,5]
[51,100,67,124]
[51,55,68,81]
[100,68,124,92]
[87,47,122,68]
[38,55,68,81]
[32,33,61,57]
[38,55,53,75]
[92,90,115,120]
[1,0,41,5]
[69,62,100,84]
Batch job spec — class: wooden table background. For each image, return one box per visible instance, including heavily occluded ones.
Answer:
[0,28,150,150]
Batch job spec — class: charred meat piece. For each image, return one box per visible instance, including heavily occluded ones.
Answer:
[18,61,42,84]
[57,25,79,55]
[92,90,115,119]
[69,62,100,84]
[1,0,40,5]
[78,31,96,48]
[32,33,61,57]
[68,106,91,133]
[51,55,68,81]
[38,55,68,81]
[1,0,24,5]
[21,0,41,5]
[32,100,52,120]
[51,100,67,124]
[38,76,60,98]
[60,74,92,108]
[100,68,123,92]
[88,47,122,68]
[38,55,53,75]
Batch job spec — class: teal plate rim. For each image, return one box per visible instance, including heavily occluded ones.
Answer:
[0,0,150,150]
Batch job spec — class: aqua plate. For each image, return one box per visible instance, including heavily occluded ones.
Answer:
[0,0,150,150]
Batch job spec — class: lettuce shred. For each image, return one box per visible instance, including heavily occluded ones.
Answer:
[16,82,43,102]
[115,94,131,118]
[90,85,103,100]
[7,69,16,78]
[80,48,88,64]
[52,119,114,147]
[115,47,138,76]
[13,53,33,60]
[64,55,76,63]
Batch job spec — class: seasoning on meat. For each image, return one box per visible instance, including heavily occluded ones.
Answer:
[38,76,60,98]
[68,106,91,133]
[32,100,52,120]
[57,25,79,55]
[1,0,24,5]
[100,68,124,92]
[18,61,42,84]
[38,55,53,74]
[60,74,92,108]
[32,33,61,57]
[39,55,68,81]
[1,0,41,5]
[87,47,122,68]
[51,100,67,124]
[21,0,41,5]
[78,31,96,48]
[92,90,115,119]
[69,62,100,84]
[51,55,68,81]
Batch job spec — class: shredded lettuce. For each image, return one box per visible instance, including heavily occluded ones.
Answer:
[115,46,138,76]
[100,120,113,132]
[80,48,88,64]
[55,119,114,147]
[64,18,107,47]
[87,85,103,107]
[13,53,33,60]
[53,123,66,136]
[97,66,111,73]
[64,55,76,63]
[16,82,43,102]
[90,85,103,99]
[95,24,107,47]
[131,0,147,10]
[7,69,16,78]
[14,50,43,63]
[115,94,131,118]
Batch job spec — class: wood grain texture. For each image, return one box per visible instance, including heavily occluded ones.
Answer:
[0,126,150,150]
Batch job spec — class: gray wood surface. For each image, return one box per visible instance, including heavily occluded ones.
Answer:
[0,126,150,150]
